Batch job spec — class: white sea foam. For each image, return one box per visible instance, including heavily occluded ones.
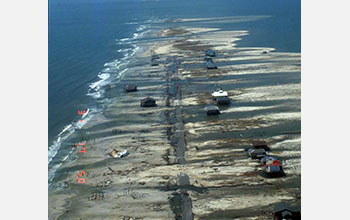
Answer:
[49,24,149,184]
[136,25,146,32]
[117,48,132,53]
[89,73,110,89]
[116,24,149,45]
[48,163,63,184]
[58,124,72,136]
[120,37,130,42]
[48,107,97,185]
[48,127,75,165]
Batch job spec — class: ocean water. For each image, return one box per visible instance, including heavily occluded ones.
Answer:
[48,0,300,183]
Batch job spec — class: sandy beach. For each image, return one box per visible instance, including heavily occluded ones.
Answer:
[49,22,300,220]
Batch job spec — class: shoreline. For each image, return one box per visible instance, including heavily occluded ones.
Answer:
[49,23,300,220]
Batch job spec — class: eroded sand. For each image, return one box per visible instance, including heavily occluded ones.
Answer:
[49,21,300,220]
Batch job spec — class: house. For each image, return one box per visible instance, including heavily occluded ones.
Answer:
[273,203,301,220]
[265,163,281,174]
[151,54,160,60]
[212,89,230,105]
[204,56,213,62]
[150,61,159,66]
[212,89,228,99]
[248,148,267,159]
[205,49,216,57]
[263,159,282,174]
[204,105,221,115]
[141,97,156,107]
[124,84,137,92]
[252,140,270,151]
[260,156,279,165]
[206,60,217,69]
[215,96,230,105]
[261,156,285,177]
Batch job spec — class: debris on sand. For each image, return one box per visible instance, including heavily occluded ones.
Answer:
[88,192,105,201]
[109,149,129,158]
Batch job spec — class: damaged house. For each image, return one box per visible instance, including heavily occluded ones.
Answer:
[141,97,156,107]
[204,105,221,115]
[205,49,216,57]
[212,88,230,105]
[124,84,137,92]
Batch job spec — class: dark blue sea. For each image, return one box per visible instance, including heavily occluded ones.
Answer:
[48,0,300,182]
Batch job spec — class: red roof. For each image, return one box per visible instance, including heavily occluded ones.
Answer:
[264,160,281,167]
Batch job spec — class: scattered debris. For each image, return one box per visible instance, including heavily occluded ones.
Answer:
[88,192,105,201]
[109,149,129,158]
[107,166,118,174]
[96,179,112,187]
[123,216,144,220]
[111,129,125,135]
[122,188,147,199]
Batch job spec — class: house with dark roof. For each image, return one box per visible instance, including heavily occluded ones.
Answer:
[140,97,156,107]
[215,96,230,105]
[248,148,267,159]
[151,54,160,60]
[124,84,137,92]
[150,60,159,66]
[252,140,270,151]
[206,60,217,69]
[205,49,216,57]
[273,202,301,220]
[204,56,213,62]
[204,105,220,115]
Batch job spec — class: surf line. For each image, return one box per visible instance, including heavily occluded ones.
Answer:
[76,109,89,184]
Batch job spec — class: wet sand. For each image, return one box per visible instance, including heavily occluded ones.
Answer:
[49,23,300,220]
